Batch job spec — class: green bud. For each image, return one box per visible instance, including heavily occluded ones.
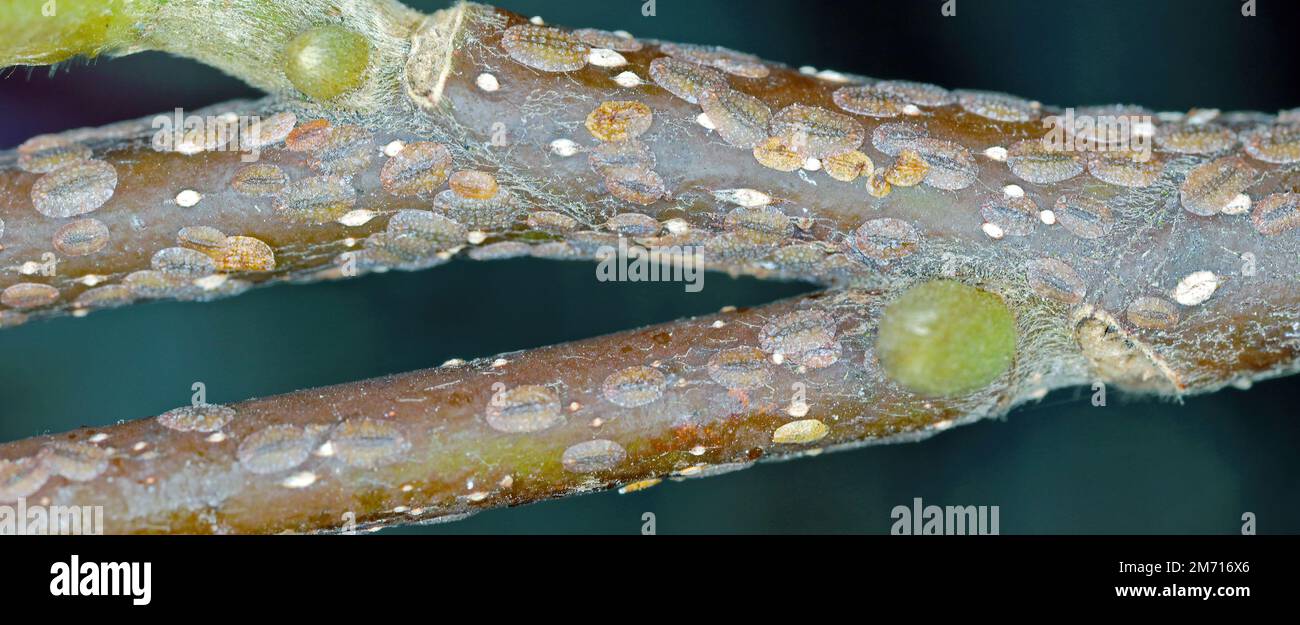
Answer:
[876,280,1017,397]
[282,25,371,101]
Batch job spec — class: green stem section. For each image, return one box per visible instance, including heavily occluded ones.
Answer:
[0,0,425,112]
[0,0,160,65]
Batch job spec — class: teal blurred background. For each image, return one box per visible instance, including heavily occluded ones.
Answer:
[2,0,1297,533]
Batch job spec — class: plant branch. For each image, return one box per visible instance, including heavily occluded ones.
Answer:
[0,1,1298,532]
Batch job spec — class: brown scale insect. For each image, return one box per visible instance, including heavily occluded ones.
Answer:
[123,270,194,300]
[527,210,580,233]
[980,195,1039,237]
[449,170,500,199]
[152,246,218,277]
[752,136,804,172]
[52,218,110,256]
[16,139,91,174]
[30,159,117,218]
[434,190,522,230]
[912,138,977,191]
[884,149,930,187]
[705,230,780,261]
[605,212,660,236]
[660,42,769,78]
[212,236,276,272]
[1025,258,1087,305]
[501,24,590,72]
[1180,156,1259,217]
[1086,151,1163,188]
[588,140,656,175]
[1155,123,1237,155]
[873,80,955,107]
[603,167,667,205]
[1006,139,1084,184]
[38,441,110,481]
[308,124,374,175]
[1059,105,1152,150]
[561,440,627,473]
[157,404,237,433]
[486,385,564,433]
[231,163,290,196]
[382,142,454,197]
[237,425,317,475]
[241,111,297,149]
[723,205,792,239]
[602,366,667,407]
[469,241,533,260]
[585,100,654,142]
[648,57,727,104]
[1,283,60,309]
[699,88,772,149]
[285,119,334,152]
[1243,123,1300,164]
[773,243,831,272]
[385,209,468,254]
[572,28,643,52]
[871,121,928,156]
[273,175,358,223]
[1054,194,1115,240]
[76,285,134,310]
[1251,192,1300,235]
[852,218,920,260]
[957,90,1037,122]
[1127,296,1181,330]
[759,310,841,369]
[769,104,866,159]
[177,225,229,252]
[822,150,874,182]
[832,85,908,118]
[707,346,772,389]
[329,418,410,468]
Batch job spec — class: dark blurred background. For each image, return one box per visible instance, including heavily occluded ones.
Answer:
[2,0,1297,533]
